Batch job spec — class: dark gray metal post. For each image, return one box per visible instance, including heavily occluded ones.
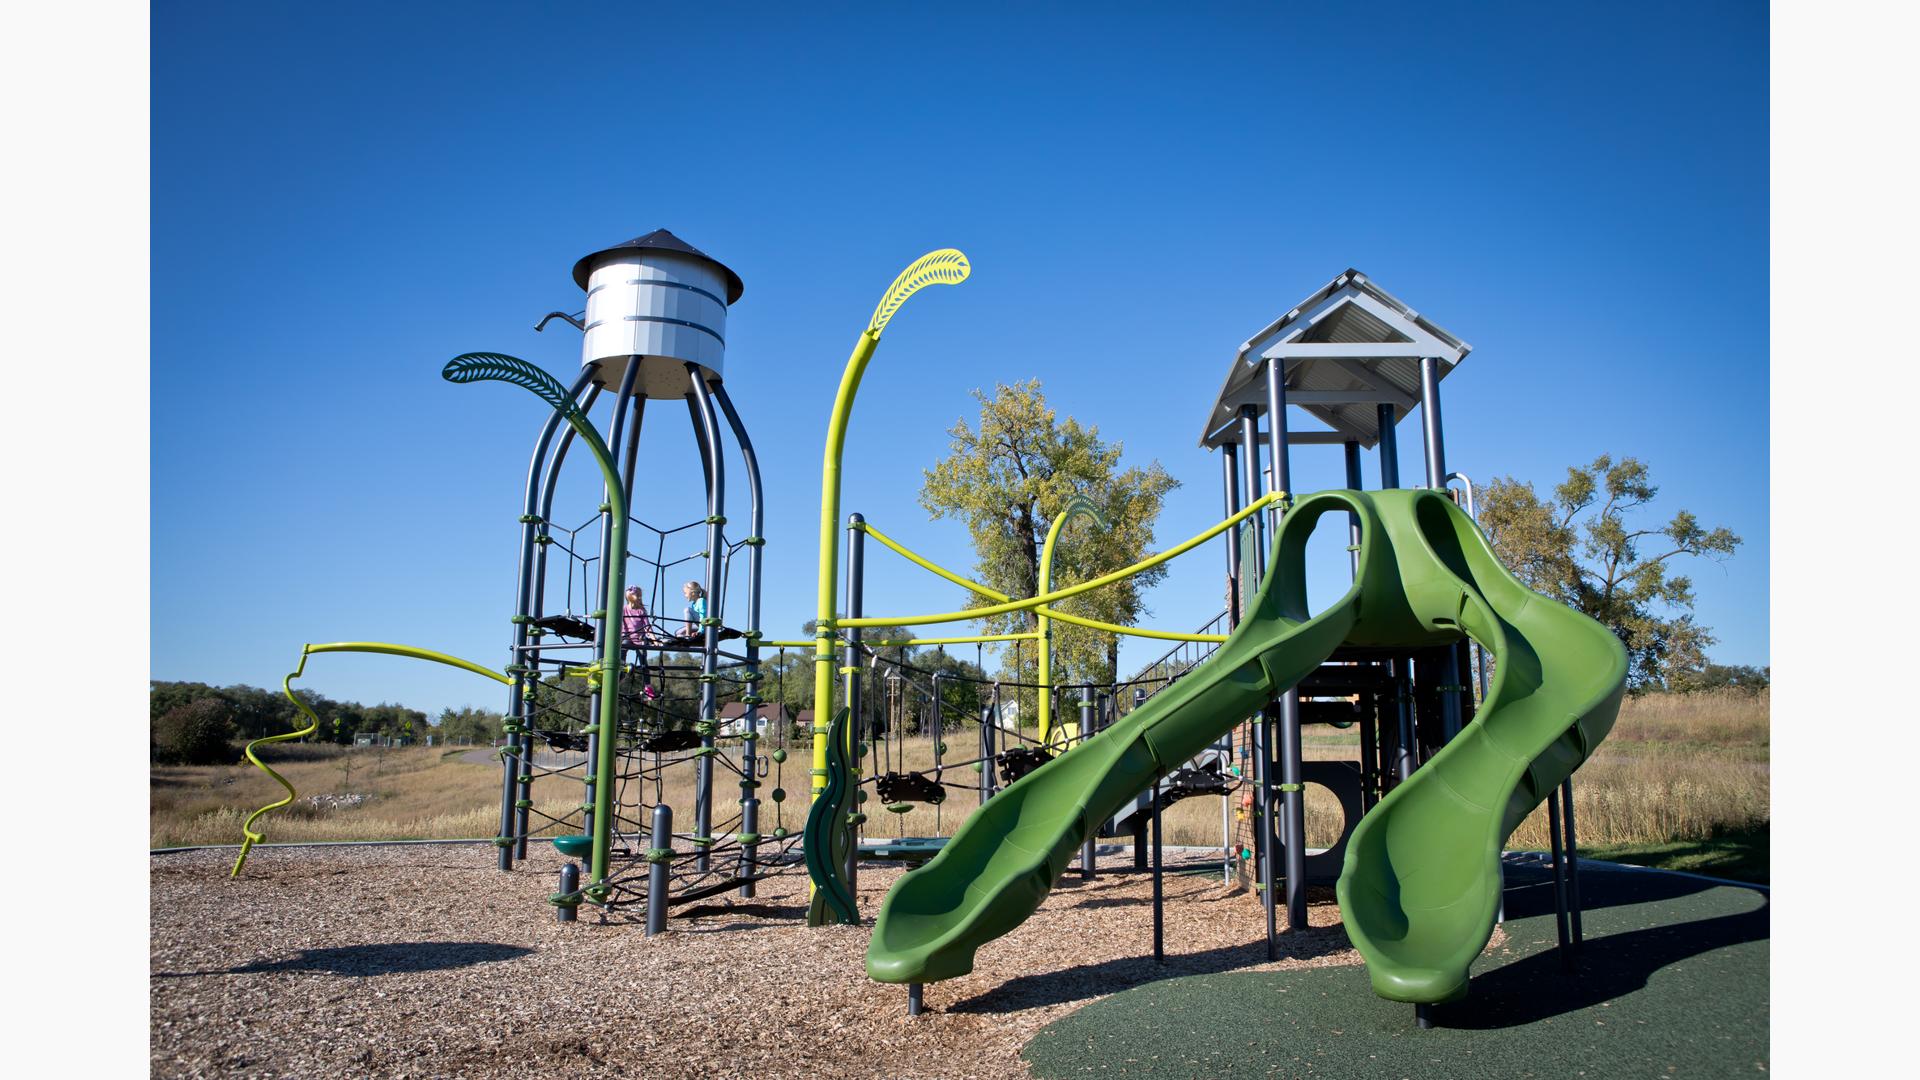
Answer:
[1561,779,1584,945]
[1418,363,1465,768]
[1419,358,1464,750]
[1256,702,1278,956]
[1079,689,1097,879]
[581,731,597,840]
[1377,404,1417,781]
[1376,403,1401,489]
[500,368,598,871]
[685,367,727,873]
[646,803,672,937]
[1546,792,1573,969]
[1266,357,1308,933]
[556,861,579,923]
[979,698,998,802]
[1418,357,1448,490]
[1237,405,1267,584]
[713,386,765,898]
[843,513,865,892]
[1344,440,1364,573]
[907,983,923,1016]
[1221,444,1242,627]
[1152,781,1165,963]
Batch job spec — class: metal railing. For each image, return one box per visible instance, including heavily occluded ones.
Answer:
[1114,608,1231,717]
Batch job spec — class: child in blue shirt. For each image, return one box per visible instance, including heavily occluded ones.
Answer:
[681,580,708,636]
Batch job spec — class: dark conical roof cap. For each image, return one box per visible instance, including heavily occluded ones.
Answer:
[571,228,743,303]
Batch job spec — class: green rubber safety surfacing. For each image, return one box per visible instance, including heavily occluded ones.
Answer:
[1021,864,1769,1078]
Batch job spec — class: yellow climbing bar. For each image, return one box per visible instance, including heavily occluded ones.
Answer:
[302,641,513,685]
[861,633,1039,647]
[231,642,512,876]
[856,520,1226,642]
[842,498,1280,632]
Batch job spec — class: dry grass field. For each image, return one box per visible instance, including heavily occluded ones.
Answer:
[154,690,1768,861]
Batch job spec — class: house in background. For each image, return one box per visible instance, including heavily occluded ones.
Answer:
[718,701,792,738]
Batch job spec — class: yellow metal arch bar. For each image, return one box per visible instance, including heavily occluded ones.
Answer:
[848,510,1263,637]
[301,641,514,684]
[231,642,512,876]
[860,633,1040,648]
[1036,496,1107,746]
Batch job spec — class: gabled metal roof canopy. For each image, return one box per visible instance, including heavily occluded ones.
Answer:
[1200,269,1470,449]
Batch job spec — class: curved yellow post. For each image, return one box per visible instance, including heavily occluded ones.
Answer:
[231,642,511,876]
[1036,496,1107,747]
[809,250,969,913]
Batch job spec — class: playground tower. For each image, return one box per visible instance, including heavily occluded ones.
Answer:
[494,230,778,920]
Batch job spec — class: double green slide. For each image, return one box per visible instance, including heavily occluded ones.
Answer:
[864,489,1626,1004]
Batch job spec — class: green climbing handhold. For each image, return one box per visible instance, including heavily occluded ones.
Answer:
[771,788,786,803]
[773,827,788,840]
[885,803,913,814]
[855,789,868,804]
[771,749,787,763]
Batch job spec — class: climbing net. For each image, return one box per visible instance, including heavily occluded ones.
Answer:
[502,508,808,917]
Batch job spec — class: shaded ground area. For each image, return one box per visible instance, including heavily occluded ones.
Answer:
[1024,862,1769,1078]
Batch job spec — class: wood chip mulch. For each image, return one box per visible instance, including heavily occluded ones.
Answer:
[152,844,1472,1079]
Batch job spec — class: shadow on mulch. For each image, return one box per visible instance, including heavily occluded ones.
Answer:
[156,942,533,978]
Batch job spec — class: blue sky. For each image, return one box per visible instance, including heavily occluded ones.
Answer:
[151,2,1768,715]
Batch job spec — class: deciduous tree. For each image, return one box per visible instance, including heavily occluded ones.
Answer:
[919,380,1179,708]
[1477,455,1741,689]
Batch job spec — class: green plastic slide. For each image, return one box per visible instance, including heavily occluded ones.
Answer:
[864,489,1626,1005]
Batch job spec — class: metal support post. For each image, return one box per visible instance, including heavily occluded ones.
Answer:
[1418,356,1447,490]
[1079,690,1097,879]
[1561,779,1584,945]
[1238,406,1267,584]
[556,862,579,923]
[1547,792,1572,969]
[979,697,998,802]
[714,385,765,898]
[501,371,597,870]
[1220,444,1243,627]
[685,368,727,873]
[581,731,597,839]
[646,803,672,936]
[1266,357,1307,933]
[843,513,865,893]
[1152,783,1165,963]
[1254,702,1277,959]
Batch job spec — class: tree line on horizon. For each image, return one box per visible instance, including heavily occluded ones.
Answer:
[149,679,504,765]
